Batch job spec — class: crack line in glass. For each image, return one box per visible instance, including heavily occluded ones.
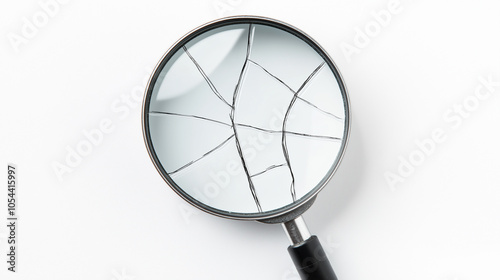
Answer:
[182,46,233,108]
[150,111,232,127]
[282,62,326,201]
[247,59,342,120]
[229,23,263,212]
[250,163,287,178]
[235,123,341,141]
[284,132,340,141]
[168,134,235,176]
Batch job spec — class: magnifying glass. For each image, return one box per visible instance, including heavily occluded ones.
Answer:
[142,16,350,279]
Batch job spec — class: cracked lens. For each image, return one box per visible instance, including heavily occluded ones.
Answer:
[148,22,346,214]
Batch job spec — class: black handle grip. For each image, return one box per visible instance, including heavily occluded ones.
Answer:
[287,235,337,280]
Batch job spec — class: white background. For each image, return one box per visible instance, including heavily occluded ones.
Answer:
[1,0,500,279]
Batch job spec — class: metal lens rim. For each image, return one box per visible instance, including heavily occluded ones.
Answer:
[141,15,351,221]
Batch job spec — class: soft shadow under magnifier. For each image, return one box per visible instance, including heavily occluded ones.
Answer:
[142,16,350,280]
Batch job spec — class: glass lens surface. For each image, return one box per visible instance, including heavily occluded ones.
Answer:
[145,19,348,217]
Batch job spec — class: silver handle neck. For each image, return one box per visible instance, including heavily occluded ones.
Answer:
[282,215,311,245]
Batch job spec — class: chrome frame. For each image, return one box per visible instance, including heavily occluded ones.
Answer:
[141,15,351,221]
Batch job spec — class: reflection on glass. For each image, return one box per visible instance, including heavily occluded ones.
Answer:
[148,23,346,214]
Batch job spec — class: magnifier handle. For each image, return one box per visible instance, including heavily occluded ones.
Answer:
[288,235,337,280]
